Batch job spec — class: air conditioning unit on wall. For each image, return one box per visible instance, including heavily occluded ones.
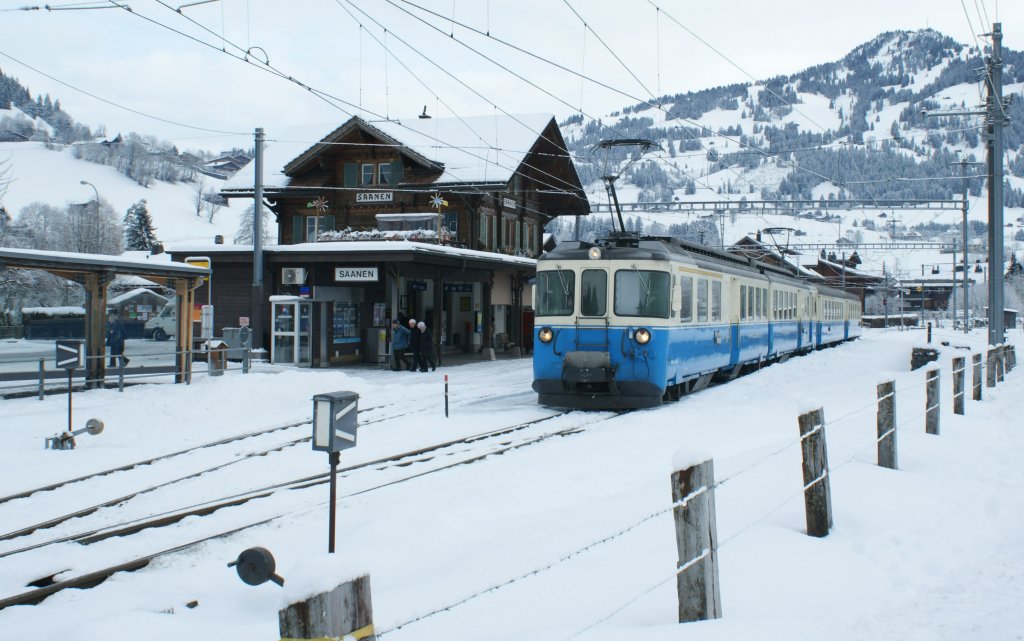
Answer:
[282,267,306,285]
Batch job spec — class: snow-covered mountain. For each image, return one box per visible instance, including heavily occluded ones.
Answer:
[562,29,1024,229]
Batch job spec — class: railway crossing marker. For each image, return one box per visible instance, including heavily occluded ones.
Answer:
[312,391,360,554]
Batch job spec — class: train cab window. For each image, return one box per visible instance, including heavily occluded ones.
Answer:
[581,269,607,317]
[747,286,754,321]
[740,285,747,320]
[696,279,709,322]
[614,270,671,318]
[755,288,762,319]
[711,281,722,321]
[679,275,693,322]
[535,269,575,316]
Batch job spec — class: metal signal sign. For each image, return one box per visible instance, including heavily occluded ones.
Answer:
[56,340,84,370]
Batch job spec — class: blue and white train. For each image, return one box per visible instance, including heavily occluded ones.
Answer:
[531,234,862,409]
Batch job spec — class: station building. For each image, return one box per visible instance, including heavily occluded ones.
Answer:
[176,113,587,367]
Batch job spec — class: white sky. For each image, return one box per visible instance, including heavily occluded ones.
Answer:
[1,0,1022,153]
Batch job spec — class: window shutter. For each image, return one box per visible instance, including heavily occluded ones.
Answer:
[343,163,358,187]
[292,216,304,244]
[389,160,404,185]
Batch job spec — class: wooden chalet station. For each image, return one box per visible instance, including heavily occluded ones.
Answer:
[184,113,587,367]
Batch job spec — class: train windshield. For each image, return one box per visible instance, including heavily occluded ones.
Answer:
[614,269,671,318]
[581,269,607,316]
[535,269,575,316]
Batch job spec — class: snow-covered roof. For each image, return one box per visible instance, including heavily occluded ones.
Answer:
[223,113,557,192]
[169,240,536,268]
[108,287,170,306]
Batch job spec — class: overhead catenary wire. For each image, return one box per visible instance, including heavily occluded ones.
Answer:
[0,48,247,136]
[336,0,589,200]
[108,0,592,222]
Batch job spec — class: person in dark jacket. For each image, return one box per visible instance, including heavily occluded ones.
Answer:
[390,319,411,370]
[106,318,128,367]
[407,318,421,373]
[417,321,436,372]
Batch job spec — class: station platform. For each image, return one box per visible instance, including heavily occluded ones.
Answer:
[351,346,532,371]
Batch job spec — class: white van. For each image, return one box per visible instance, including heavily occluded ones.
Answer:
[145,302,175,341]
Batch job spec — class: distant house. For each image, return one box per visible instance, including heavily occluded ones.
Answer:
[198,153,252,179]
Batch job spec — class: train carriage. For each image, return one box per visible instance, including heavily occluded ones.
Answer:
[532,234,861,409]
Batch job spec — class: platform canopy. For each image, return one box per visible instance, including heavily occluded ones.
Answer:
[0,247,210,385]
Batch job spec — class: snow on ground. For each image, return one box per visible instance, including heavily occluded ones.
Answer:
[0,142,255,246]
[0,327,1022,640]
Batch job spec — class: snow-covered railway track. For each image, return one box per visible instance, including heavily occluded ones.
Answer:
[0,408,624,610]
[0,382,521,532]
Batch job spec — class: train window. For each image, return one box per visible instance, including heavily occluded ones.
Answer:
[747,286,754,321]
[755,288,762,319]
[711,281,722,321]
[740,285,747,320]
[614,270,671,318]
[680,275,693,322]
[535,269,575,316]
[581,270,607,317]
[696,279,709,322]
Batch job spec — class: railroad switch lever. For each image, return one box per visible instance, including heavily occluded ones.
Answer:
[228,547,285,587]
[45,418,104,450]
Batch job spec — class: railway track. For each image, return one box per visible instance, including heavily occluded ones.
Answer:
[0,376,530,527]
[0,407,624,610]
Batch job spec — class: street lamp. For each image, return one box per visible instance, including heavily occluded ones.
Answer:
[80,180,100,252]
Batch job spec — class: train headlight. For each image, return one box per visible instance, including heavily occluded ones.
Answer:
[587,246,602,260]
[634,327,651,345]
[538,327,554,343]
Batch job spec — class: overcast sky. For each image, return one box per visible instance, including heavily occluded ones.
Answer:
[1,0,1021,153]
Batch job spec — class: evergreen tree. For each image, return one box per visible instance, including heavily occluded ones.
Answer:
[123,199,158,251]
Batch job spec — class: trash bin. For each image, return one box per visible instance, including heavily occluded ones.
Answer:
[206,339,228,376]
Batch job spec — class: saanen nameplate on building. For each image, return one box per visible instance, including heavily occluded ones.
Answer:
[356,192,394,203]
[335,267,379,282]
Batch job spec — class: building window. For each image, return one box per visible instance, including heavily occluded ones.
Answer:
[378,162,392,185]
[444,211,459,235]
[479,211,489,247]
[361,163,375,185]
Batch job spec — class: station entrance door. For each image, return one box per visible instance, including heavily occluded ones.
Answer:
[270,295,312,366]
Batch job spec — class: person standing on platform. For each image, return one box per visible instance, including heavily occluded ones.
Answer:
[106,317,128,367]
[417,321,437,372]
[407,318,421,373]
[390,319,411,370]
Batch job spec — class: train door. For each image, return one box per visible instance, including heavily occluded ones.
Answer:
[729,277,740,365]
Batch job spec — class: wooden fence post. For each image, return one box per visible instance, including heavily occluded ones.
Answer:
[279,575,376,641]
[987,348,997,388]
[1007,345,1017,371]
[925,369,940,435]
[798,408,832,537]
[952,357,965,416]
[671,459,722,623]
[876,381,897,470]
[997,345,1006,382]
[973,353,983,401]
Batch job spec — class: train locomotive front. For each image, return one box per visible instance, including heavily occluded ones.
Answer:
[531,237,680,409]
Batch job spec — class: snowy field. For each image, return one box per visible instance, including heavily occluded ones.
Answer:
[0,327,1021,640]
